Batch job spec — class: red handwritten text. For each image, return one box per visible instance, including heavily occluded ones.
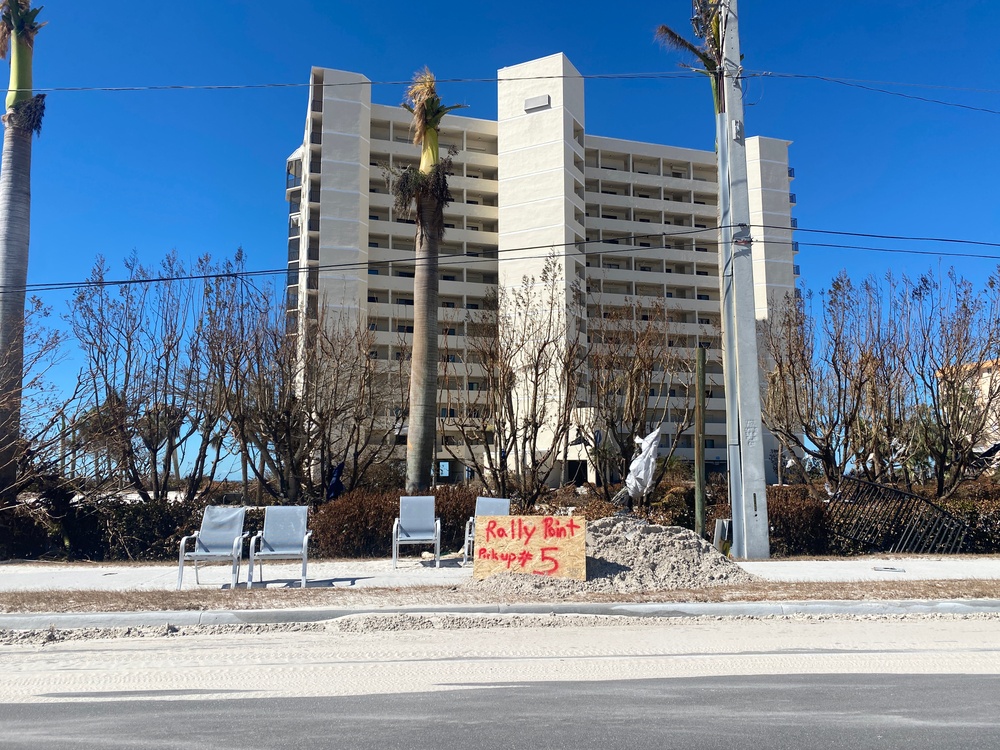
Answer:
[484,518,537,546]
[543,516,581,540]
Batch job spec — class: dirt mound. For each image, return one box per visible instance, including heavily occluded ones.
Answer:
[465,515,754,597]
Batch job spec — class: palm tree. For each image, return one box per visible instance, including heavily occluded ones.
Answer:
[0,1,45,498]
[655,4,723,115]
[390,68,464,492]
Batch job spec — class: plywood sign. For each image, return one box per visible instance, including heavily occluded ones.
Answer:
[472,515,586,581]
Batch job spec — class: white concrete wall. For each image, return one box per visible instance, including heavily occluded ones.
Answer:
[746,136,796,320]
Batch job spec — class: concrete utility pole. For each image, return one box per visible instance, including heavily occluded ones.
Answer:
[716,0,770,558]
[694,346,706,538]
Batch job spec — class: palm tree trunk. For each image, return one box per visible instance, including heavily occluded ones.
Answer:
[405,193,441,492]
[0,119,31,497]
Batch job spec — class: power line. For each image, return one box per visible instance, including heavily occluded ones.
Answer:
[16,228,715,295]
[17,70,1000,118]
[744,70,1000,95]
[14,223,1000,297]
[746,71,1000,116]
[765,224,1000,250]
[19,71,708,95]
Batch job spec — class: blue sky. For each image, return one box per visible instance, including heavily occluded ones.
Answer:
[20,0,1000,307]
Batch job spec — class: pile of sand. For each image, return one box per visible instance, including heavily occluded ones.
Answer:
[465,515,754,596]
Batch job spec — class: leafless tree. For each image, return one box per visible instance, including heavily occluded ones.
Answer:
[758,274,875,493]
[227,297,409,503]
[849,275,921,487]
[441,256,586,507]
[69,252,238,502]
[901,270,1000,498]
[0,296,75,506]
[580,297,699,501]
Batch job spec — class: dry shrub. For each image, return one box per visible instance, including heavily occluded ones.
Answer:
[0,504,50,559]
[311,486,476,557]
[647,485,694,527]
[764,485,830,556]
[99,496,207,561]
[934,479,1000,553]
[705,486,829,557]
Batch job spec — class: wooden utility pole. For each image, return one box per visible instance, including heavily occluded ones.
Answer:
[694,346,706,537]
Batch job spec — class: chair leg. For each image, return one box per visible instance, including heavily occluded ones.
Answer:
[248,549,255,588]
[435,535,440,568]
[392,533,398,569]
[177,554,185,591]
[301,553,307,589]
[194,560,201,585]
[231,556,240,590]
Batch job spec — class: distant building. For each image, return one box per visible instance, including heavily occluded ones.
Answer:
[285,53,797,484]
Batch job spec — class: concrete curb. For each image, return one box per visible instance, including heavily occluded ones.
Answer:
[3,599,1000,631]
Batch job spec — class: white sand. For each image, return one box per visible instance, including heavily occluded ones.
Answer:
[2,613,998,704]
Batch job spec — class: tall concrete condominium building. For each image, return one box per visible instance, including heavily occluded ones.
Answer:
[285,53,796,485]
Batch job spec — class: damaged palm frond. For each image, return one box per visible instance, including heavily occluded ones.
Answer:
[401,67,466,174]
[3,90,43,133]
[402,67,467,145]
[655,2,724,113]
[0,1,45,59]
[383,156,454,235]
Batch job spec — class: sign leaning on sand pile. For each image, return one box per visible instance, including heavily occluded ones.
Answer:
[472,515,586,580]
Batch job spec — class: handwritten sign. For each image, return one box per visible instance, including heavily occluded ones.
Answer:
[472,515,586,581]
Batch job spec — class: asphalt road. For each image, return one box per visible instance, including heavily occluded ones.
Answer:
[3,674,999,750]
[3,615,998,749]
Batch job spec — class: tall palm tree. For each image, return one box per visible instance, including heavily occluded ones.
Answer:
[390,68,464,491]
[0,0,44,498]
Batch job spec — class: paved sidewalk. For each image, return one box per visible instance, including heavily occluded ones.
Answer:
[3,555,1000,592]
[2,555,999,630]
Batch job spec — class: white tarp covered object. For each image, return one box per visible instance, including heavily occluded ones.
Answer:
[625,427,661,500]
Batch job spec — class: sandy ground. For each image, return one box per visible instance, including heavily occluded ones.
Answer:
[1,613,998,704]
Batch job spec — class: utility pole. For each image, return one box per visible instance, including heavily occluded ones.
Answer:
[716,0,769,558]
[694,346,706,538]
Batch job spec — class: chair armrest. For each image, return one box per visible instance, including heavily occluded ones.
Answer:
[465,516,474,539]
[179,531,199,554]
[302,530,313,555]
[231,531,249,557]
[249,531,263,555]
[435,518,441,537]
[392,518,400,538]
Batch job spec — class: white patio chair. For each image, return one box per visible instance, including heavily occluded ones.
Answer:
[392,495,440,568]
[177,505,248,590]
[248,506,313,588]
[463,496,511,565]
